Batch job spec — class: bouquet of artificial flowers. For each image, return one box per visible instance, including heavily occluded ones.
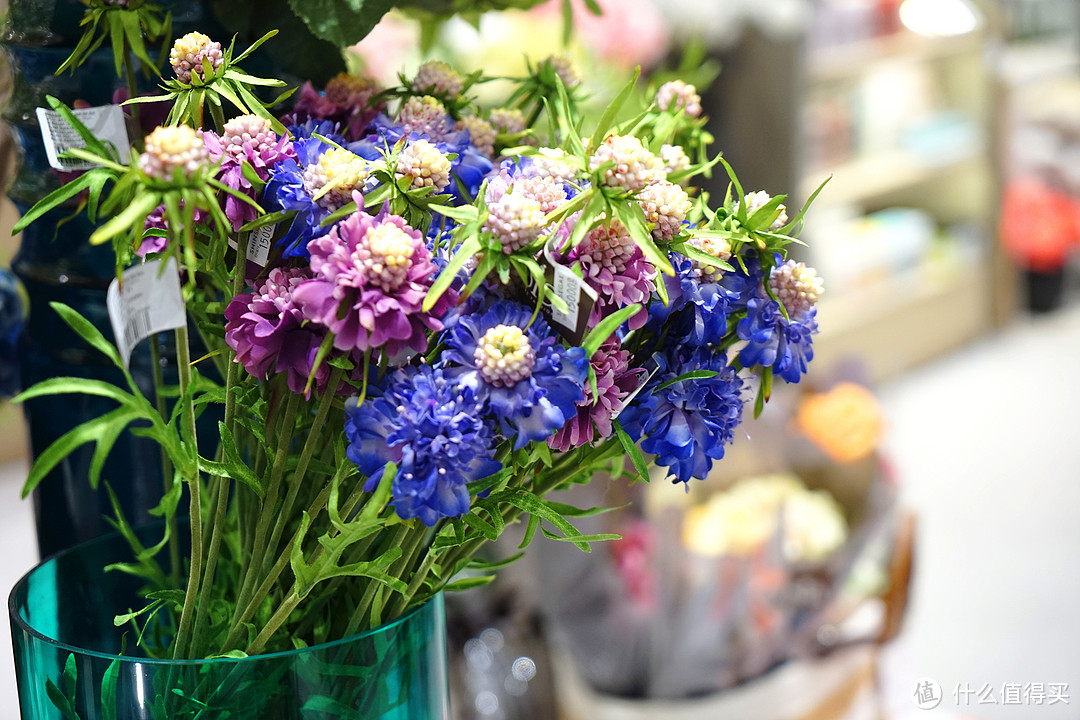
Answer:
[16,22,826,671]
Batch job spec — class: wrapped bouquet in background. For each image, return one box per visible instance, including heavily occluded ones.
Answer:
[535,379,900,706]
[15,21,827,677]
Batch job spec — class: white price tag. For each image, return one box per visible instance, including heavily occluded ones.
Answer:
[541,237,598,345]
[36,104,130,171]
[229,224,276,267]
[106,258,187,368]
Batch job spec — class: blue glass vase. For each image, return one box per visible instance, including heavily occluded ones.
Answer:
[9,526,451,719]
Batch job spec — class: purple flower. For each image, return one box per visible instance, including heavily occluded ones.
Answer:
[620,347,745,484]
[442,300,588,449]
[203,115,296,231]
[224,267,338,397]
[737,298,818,383]
[549,339,644,452]
[344,365,500,526]
[563,220,656,331]
[292,205,456,357]
[283,75,383,142]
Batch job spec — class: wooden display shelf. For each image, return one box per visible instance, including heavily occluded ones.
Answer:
[812,263,991,381]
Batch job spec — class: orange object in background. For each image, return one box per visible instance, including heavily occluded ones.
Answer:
[1000,177,1080,272]
[795,382,884,463]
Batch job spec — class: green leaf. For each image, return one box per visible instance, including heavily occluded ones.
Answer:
[89,193,160,246]
[11,172,98,234]
[613,419,649,483]
[540,527,620,545]
[505,490,594,552]
[588,67,640,154]
[655,369,719,392]
[218,421,264,497]
[89,408,140,489]
[518,514,540,549]
[423,237,479,312]
[580,303,641,356]
[22,410,139,498]
[745,193,788,232]
[779,175,831,236]
[430,203,479,224]
[443,575,497,592]
[45,677,79,720]
[285,0,396,50]
[13,377,135,407]
[613,198,674,275]
[462,512,499,542]
[674,239,735,273]
[717,156,747,222]
[112,599,163,627]
[45,96,112,159]
[101,656,120,720]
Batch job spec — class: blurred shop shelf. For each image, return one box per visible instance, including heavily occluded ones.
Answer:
[813,263,990,382]
[800,145,983,206]
[810,29,985,83]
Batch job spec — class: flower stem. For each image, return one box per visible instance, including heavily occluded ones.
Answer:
[232,392,301,624]
[170,322,202,660]
[149,336,179,589]
[262,367,344,574]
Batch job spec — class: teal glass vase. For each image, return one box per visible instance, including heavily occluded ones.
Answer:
[9,527,451,719]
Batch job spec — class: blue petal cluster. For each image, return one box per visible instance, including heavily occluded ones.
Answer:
[442,300,588,449]
[345,365,500,526]
[620,347,745,484]
[649,253,764,347]
[736,298,818,384]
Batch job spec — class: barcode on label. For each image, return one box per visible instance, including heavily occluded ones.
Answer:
[106,258,187,368]
[123,309,152,354]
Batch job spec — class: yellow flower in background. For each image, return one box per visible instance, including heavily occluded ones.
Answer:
[682,474,848,563]
[795,382,884,464]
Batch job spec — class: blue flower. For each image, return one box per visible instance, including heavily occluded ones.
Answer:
[344,365,500,526]
[264,136,336,258]
[286,119,346,146]
[265,136,372,259]
[737,298,818,383]
[620,347,745,484]
[442,300,588,449]
[649,252,764,347]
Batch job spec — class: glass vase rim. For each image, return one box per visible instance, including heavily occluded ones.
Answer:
[8,520,437,667]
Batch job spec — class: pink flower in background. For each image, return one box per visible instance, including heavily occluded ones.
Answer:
[532,0,670,70]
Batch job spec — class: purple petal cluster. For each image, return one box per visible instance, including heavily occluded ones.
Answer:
[204,115,295,231]
[344,364,500,526]
[292,205,456,356]
[563,221,656,331]
[620,347,745,484]
[224,267,337,397]
[650,252,764,347]
[442,300,588,449]
[549,339,643,452]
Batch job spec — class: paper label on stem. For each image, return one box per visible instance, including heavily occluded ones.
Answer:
[539,236,598,346]
[106,258,187,368]
[36,105,130,171]
[229,224,277,267]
